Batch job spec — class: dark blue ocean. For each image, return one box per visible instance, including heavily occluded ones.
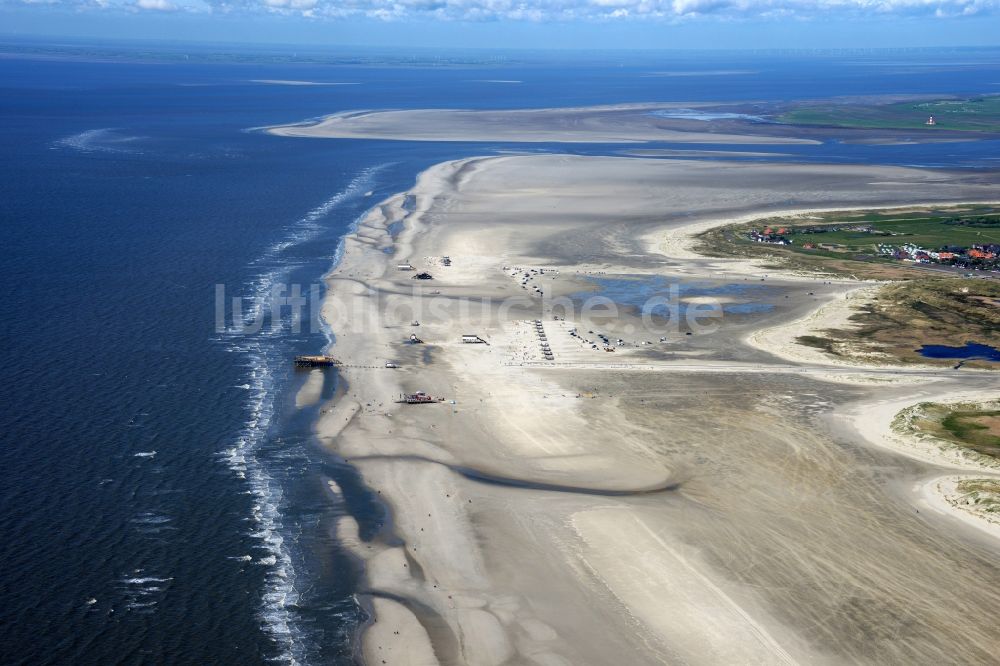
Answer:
[2,42,1000,665]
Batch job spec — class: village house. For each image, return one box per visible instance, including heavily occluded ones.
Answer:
[748,229,791,245]
[969,248,997,260]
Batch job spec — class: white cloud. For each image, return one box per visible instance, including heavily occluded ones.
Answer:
[288,0,1000,21]
[16,0,1000,19]
[263,0,317,9]
[135,0,178,9]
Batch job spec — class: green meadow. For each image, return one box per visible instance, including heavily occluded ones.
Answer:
[780,96,1000,132]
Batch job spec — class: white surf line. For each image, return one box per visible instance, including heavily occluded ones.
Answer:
[632,515,798,665]
[219,163,395,664]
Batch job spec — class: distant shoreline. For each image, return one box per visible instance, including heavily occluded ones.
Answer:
[264,104,821,144]
[263,98,1000,146]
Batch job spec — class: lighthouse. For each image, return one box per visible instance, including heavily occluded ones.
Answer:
[925,115,936,126]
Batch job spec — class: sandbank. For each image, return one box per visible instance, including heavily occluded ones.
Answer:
[266,105,820,145]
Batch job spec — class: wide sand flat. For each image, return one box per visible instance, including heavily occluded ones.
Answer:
[319,155,1000,665]
[266,105,820,145]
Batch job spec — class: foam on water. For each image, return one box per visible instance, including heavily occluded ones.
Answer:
[123,576,173,585]
[120,572,173,614]
[54,128,144,154]
[130,513,173,525]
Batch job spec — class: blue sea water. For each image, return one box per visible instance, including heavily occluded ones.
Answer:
[2,42,1000,664]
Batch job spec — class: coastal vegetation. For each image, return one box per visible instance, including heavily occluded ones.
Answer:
[954,478,1000,516]
[779,95,1000,132]
[695,205,1000,280]
[895,399,1000,464]
[940,409,1000,458]
[796,278,1000,366]
[695,207,1000,366]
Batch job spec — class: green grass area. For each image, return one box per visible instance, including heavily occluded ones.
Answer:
[779,96,1000,132]
[787,215,1000,253]
[941,411,1000,457]
[906,402,1000,459]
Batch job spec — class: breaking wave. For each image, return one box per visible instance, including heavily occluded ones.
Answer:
[217,163,389,665]
[119,571,173,614]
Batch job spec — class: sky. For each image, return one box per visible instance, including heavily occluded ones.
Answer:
[1,0,1000,49]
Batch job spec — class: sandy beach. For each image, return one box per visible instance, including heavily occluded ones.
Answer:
[317,154,1000,665]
